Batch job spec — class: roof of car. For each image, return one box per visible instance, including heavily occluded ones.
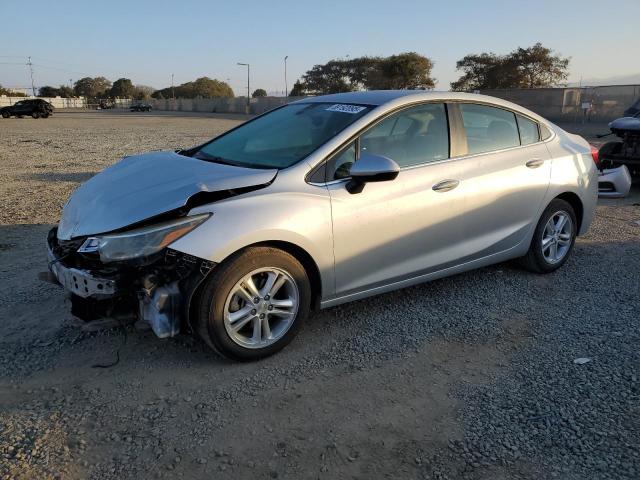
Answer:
[291,90,549,123]
[295,90,506,106]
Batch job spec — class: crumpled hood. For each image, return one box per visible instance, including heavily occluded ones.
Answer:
[610,116,640,132]
[57,150,277,240]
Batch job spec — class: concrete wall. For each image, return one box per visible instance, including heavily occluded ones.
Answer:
[480,85,640,122]
[0,95,88,108]
[148,96,307,115]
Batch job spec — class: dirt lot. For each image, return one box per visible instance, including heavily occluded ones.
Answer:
[1,112,639,480]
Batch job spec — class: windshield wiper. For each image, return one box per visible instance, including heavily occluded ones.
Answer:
[193,151,237,166]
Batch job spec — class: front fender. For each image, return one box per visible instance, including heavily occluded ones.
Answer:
[168,188,335,298]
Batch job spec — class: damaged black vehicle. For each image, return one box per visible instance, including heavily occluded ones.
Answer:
[596,113,638,197]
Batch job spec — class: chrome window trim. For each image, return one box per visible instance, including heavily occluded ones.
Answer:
[305,99,557,186]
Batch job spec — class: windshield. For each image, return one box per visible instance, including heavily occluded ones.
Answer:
[194,102,372,169]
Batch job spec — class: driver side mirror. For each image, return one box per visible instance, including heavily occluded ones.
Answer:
[346,153,400,194]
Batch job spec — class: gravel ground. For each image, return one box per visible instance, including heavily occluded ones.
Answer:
[0,112,638,479]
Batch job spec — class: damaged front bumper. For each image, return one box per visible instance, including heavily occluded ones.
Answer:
[46,228,215,338]
[598,165,632,198]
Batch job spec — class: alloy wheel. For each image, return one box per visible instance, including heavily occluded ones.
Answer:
[541,211,573,264]
[223,267,299,349]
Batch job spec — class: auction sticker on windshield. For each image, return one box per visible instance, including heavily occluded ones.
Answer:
[325,104,367,114]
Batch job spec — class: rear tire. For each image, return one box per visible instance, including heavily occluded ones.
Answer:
[1,112,9,119]
[31,111,40,119]
[520,199,577,274]
[195,247,310,361]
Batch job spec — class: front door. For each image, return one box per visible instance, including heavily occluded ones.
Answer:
[326,102,468,298]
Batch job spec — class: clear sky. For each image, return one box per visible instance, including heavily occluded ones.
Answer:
[1,0,638,95]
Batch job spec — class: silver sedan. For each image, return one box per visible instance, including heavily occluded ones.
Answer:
[47,91,598,360]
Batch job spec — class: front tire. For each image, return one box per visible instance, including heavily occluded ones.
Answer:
[196,247,311,361]
[520,199,577,273]
[31,111,40,119]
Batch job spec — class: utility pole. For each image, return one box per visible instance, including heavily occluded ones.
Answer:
[27,56,36,96]
[284,56,288,98]
[237,62,250,113]
[171,73,175,100]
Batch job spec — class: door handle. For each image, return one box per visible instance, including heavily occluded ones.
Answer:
[432,179,459,192]
[526,158,544,169]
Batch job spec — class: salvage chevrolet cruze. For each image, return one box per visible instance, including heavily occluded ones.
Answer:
[47,91,598,360]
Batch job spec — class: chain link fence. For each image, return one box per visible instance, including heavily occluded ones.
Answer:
[481,85,640,123]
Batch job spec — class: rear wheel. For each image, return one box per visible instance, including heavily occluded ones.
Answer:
[195,247,310,361]
[1,111,9,119]
[31,111,40,119]
[520,199,577,273]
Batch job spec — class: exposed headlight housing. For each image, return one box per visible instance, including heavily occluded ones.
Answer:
[78,213,210,263]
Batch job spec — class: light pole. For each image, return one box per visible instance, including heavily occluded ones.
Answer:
[237,62,250,112]
[171,73,175,101]
[284,56,288,98]
[27,56,35,97]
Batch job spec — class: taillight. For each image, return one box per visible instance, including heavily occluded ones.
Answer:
[590,145,600,166]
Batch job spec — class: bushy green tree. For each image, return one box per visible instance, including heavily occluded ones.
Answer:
[74,77,112,98]
[252,88,267,97]
[451,43,569,91]
[58,85,74,98]
[38,86,60,97]
[110,78,135,98]
[296,52,436,94]
[289,80,305,96]
[132,85,155,100]
[152,77,233,99]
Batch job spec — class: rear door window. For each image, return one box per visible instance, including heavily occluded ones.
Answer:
[459,104,520,154]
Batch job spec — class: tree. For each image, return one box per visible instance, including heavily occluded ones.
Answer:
[132,85,155,100]
[38,86,61,97]
[252,88,267,98]
[0,84,27,96]
[297,53,436,94]
[301,59,361,94]
[57,85,74,98]
[511,43,570,88]
[451,43,569,91]
[373,52,435,90]
[289,80,305,96]
[110,78,135,98]
[74,77,112,98]
[450,53,517,91]
[152,77,233,99]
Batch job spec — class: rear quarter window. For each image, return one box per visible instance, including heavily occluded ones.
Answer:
[516,114,540,145]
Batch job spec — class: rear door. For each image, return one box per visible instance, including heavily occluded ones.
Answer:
[451,103,551,260]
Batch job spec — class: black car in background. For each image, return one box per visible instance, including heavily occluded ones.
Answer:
[1,99,54,119]
[130,103,152,112]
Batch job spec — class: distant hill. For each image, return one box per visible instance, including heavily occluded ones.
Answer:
[567,73,640,87]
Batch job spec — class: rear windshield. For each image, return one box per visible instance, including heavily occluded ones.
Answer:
[194,102,372,169]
